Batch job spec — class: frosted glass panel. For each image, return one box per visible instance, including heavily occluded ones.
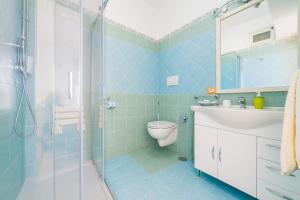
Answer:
[55,2,81,200]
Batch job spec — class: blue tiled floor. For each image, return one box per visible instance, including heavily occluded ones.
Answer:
[105,152,256,200]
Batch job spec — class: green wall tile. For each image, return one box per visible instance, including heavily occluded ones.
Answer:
[104,93,157,160]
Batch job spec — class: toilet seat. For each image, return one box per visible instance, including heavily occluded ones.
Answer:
[147,121,178,147]
[147,121,176,129]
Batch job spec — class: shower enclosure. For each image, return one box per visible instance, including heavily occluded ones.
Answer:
[0,0,108,199]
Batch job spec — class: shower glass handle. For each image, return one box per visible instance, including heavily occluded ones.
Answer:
[218,149,221,163]
[69,72,73,100]
[211,146,215,160]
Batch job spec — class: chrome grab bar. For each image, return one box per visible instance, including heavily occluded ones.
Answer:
[69,72,73,100]
[266,187,294,200]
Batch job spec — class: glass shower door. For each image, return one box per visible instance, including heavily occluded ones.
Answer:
[81,5,106,198]
[82,1,106,198]
[0,0,105,199]
[54,1,82,199]
[87,8,105,179]
[54,0,105,199]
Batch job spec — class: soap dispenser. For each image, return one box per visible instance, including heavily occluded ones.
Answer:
[253,92,265,109]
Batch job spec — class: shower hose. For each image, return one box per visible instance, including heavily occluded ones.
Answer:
[14,67,37,138]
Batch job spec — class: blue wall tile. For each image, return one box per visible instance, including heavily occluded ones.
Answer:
[158,16,216,94]
[104,35,158,95]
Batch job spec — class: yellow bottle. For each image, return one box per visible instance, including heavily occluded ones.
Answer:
[253,92,265,109]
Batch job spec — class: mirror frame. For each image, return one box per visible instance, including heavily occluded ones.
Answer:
[216,0,290,94]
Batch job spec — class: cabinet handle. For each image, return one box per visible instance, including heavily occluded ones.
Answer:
[266,187,294,200]
[266,143,281,150]
[211,146,215,160]
[218,149,221,162]
[266,166,296,177]
[68,71,73,100]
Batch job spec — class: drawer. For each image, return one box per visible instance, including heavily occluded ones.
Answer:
[257,138,281,163]
[258,159,300,195]
[257,180,300,200]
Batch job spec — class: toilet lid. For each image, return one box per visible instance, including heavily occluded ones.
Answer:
[147,121,176,129]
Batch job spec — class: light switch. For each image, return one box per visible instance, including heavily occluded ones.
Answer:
[167,76,179,86]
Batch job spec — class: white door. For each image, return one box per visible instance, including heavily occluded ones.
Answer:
[218,130,257,197]
[194,125,218,178]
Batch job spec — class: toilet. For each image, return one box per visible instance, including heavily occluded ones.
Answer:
[147,121,178,147]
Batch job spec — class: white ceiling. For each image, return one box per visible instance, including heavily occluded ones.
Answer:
[141,0,176,9]
[105,0,229,40]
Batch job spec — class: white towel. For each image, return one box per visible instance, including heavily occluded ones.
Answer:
[281,70,300,175]
[297,70,300,168]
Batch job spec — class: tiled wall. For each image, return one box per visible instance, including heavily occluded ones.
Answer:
[158,94,197,159]
[0,0,25,199]
[104,20,158,159]
[157,14,288,159]
[104,21,158,94]
[104,93,157,159]
[158,16,216,94]
[103,12,290,160]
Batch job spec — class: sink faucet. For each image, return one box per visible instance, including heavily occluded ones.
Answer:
[214,94,220,105]
[238,97,246,109]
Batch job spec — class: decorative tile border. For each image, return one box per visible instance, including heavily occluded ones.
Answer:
[57,1,217,52]
[104,19,158,51]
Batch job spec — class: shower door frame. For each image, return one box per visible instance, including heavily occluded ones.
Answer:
[77,0,107,198]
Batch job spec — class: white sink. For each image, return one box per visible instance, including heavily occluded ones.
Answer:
[191,105,284,129]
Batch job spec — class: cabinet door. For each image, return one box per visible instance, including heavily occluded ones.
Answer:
[194,125,218,178]
[218,130,257,197]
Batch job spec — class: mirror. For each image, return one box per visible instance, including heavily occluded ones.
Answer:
[216,0,298,93]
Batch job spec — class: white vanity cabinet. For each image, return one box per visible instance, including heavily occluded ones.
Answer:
[218,130,257,196]
[194,125,256,197]
[194,125,218,178]
[192,106,300,200]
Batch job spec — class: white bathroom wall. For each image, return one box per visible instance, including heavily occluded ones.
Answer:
[83,0,100,12]
[104,0,228,40]
[269,0,298,40]
[154,0,227,40]
[104,0,160,39]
